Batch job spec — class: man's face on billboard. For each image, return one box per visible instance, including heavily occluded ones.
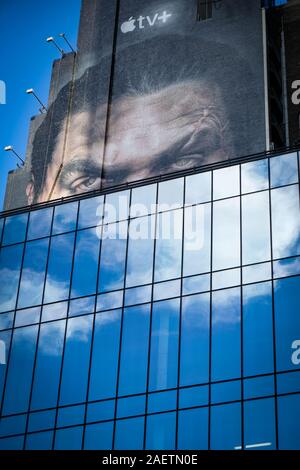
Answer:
[34,80,230,203]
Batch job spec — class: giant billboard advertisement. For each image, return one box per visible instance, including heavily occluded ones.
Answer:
[4,0,267,210]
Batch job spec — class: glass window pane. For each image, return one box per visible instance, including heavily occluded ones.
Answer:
[86,400,115,423]
[146,412,176,450]
[78,196,104,230]
[180,293,210,386]
[182,274,210,295]
[270,152,298,188]
[0,413,27,438]
[158,179,184,210]
[99,221,128,292]
[28,410,56,433]
[212,288,241,381]
[57,404,85,427]
[183,204,211,276]
[277,370,300,395]
[155,209,183,282]
[242,192,271,264]
[271,185,300,259]
[17,239,49,309]
[118,304,150,396]
[117,395,146,419]
[213,166,240,200]
[52,201,78,235]
[42,301,68,322]
[131,184,157,217]
[278,393,300,450]
[0,244,23,313]
[84,422,113,450]
[213,197,240,271]
[2,213,28,246]
[0,436,24,450]
[124,285,152,307]
[244,375,275,400]
[126,215,155,287]
[275,276,300,372]
[178,408,208,450]
[15,307,41,327]
[71,228,100,297]
[103,190,130,224]
[241,159,269,194]
[244,398,276,450]
[96,291,123,312]
[89,310,121,401]
[69,296,95,317]
[25,431,53,450]
[149,299,180,392]
[211,380,241,404]
[153,280,180,301]
[3,325,38,415]
[148,390,177,414]
[243,282,274,376]
[210,402,241,450]
[185,172,211,206]
[212,268,240,290]
[179,385,209,409]
[44,233,75,304]
[27,207,53,240]
[31,320,65,410]
[54,426,83,450]
[115,417,144,450]
[0,218,4,244]
[243,262,272,285]
[59,315,93,406]
[0,331,11,400]
[0,312,13,330]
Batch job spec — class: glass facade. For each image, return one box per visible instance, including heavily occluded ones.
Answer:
[0,151,300,450]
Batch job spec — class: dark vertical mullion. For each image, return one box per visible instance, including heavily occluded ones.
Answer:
[0,209,31,436]
[143,183,159,450]
[208,170,213,450]
[51,199,81,450]
[175,178,186,450]
[268,156,279,450]
[111,190,132,450]
[22,206,56,449]
[81,196,105,450]
[240,164,245,451]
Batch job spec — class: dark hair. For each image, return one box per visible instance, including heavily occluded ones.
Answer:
[31,34,258,199]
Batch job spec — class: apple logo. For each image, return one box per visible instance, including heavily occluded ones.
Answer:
[121,17,136,34]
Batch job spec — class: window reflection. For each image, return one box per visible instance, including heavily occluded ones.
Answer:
[17,239,49,309]
[278,393,300,450]
[27,207,53,240]
[241,159,269,194]
[3,325,39,415]
[158,178,184,210]
[243,282,274,376]
[178,408,208,450]
[242,192,271,264]
[103,190,130,224]
[213,197,240,271]
[115,417,144,450]
[31,320,65,411]
[25,431,53,450]
[0,244,23,313]
[59,315,93,406]
[185,172,211,206]
[52,201,78,235]
[78,196,104,230]
[244,398,276,450]
[155,209,183,282]
[44,233,75,304]
[213,166,240,200]
[99,221,128,292]
[146,412,176,450]
[270,153,298,188]
[180,293,210,386]
[271,185,300,259]
[210,402,241,450]
[54,426,83,450]
[71,228,100,297]
[130,184,157,217]
[89,310,121,401]
[149,299,180,391]
[2,213,28,246]
[84,422,113,450]
[118,304,150,396]
[211,288,241,381]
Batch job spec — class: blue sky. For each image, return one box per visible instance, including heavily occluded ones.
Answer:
[0,0,82,210]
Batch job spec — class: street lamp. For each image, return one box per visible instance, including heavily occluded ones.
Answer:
[26,88,47,114]
[4,146,25,166]
[46,36,65,56]
[59,33,76,53]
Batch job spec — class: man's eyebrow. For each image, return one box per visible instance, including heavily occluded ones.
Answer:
[58,158,101,188]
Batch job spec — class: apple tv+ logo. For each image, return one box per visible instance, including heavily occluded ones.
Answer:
[121,11,172,34]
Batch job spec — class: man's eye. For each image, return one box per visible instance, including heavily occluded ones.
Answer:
[70,175,101,191]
